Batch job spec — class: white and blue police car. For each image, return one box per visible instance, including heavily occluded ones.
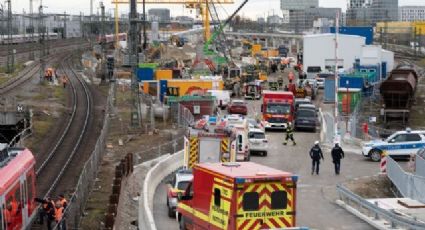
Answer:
[362,128,425,162]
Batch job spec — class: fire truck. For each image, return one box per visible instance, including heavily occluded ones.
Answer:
[176,162,298,229]
[261,91,295,130]
[184,117,238,169]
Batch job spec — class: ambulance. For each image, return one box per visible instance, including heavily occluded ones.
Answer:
[176,162,298,230]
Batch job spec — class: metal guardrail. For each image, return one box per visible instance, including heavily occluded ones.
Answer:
[336,184,425,229]
[416,154,425,178]
[387,156,425,204]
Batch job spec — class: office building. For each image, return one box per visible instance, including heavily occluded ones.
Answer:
[280,0,318,10]
[347,0,398,26]
[288,7,341,33]
[399,6,425,22]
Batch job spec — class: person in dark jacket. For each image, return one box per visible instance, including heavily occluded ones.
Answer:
[331,143,345,175]
[310,141,324,175]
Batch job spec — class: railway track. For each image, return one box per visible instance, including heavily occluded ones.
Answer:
[0,38,89,65]
[34,55,92,200]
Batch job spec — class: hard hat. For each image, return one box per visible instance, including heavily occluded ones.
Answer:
[314,141,319,145]
[288,122,292,126]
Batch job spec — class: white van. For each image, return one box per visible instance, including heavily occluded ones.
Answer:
[207,90,231,110]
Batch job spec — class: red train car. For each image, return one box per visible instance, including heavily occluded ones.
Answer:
[0,147,36,229]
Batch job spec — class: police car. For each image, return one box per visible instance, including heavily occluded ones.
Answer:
[362,128,425,162]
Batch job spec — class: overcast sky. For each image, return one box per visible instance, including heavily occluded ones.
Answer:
[9,0,425,18]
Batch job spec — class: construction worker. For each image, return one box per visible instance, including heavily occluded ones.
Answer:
[310,141,324,175]
[58,194,67,209]
[62,75,68,88]
[54,201,65,230]
[331,142,345,175]
[283,122,296,146]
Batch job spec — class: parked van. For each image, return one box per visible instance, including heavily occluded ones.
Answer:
[207,90,231,110]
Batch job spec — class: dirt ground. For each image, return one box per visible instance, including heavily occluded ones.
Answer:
[79,85,184,229]
[344,175,397,199]
[408,58,425,128]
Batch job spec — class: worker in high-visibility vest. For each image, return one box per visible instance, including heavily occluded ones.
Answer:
[54,201,65,229]
[62,76,68,89]
[58,194,67,209]
[283,122,296,146]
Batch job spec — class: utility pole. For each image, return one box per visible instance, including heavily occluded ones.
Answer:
[334,11,340,144]
[90,0,94,21]
[39,0,46,82]
[100,2,107,83]
[29,0,35,60]
[129,0,141,127]
[6,0,14,74]
[63,11,67,39]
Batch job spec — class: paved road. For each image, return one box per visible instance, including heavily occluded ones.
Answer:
[153,71,377,229]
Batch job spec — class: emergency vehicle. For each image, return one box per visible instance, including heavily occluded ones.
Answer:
[176,162,298,230]
[261,91,295,130]
[184,117,238,169]
[244,82,262,100]
[362,129,425,162]
[222,115,250,161]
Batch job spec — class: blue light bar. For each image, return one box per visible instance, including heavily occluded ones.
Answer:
[291,175,299,183]
[235,177,245,184]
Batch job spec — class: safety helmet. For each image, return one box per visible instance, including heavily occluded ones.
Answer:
[314,140,319,145]
[288,122,292,126]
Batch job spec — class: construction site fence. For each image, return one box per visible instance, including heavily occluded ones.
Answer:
[416,154,425,178]
[336,183,425,230]
[133,135,185,165]
[53,82,116,229]
[387,156,425,204]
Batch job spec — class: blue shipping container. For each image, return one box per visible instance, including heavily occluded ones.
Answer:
[330,26,373,45]
[136,68,154,81]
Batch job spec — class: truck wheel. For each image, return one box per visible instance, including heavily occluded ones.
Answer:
[168,206,175,218]
[245,155,251,161]
[263,151,268,157]
[370,150,382,162]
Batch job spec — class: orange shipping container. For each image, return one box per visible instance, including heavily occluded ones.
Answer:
[155,69,173,80]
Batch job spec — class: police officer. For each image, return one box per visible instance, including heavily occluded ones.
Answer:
[283,122,296,145]
[310,141,324,175]
[331,142,345,175]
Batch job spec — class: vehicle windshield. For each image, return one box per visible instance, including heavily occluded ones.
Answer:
[297,110,315,117]
[249,132,266,139]
[307,66,321,73]
[247,85,257,93]
[266,103,291,115]
[233,101,245,106]
[177,180,191,190]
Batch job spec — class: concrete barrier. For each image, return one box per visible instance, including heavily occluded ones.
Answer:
[319,108,327,144]
[138,150,184,230]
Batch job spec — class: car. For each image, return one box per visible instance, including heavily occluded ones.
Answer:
[248,128,268,156]
[300,78,318,99]
[316,72,334,89]
[166,169,193,217]
[294,98,312,112]
[247,118,264,130]
[362,129,425,162]
[298,104,318,112]
[294,108,318,132]
[227,99,248,115]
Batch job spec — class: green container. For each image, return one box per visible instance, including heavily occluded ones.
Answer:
[338,91,362,114]
[138,63,159,69]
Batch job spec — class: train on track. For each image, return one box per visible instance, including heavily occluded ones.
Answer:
[380,64,418,123]
[0,33,59,45]
[0,147,37,229]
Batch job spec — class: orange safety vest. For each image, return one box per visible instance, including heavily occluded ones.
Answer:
[55,207,64,222]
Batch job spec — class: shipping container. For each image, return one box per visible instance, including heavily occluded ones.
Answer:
[375,22,412,34]
[136,68,155,81]
[330,26,373,45]
[138,63,159,69]
[251,44,262,56]
[166,96,216,120]
[339,76,364,89]
[155,69,173,80]
[382,50,394,75]
[303,34,366,73]
[166,79,224,96]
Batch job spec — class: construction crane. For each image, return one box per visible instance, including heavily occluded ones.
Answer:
[111,0,234,42]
